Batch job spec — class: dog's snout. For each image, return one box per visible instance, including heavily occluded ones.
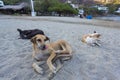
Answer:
[40,44,46,50]
[42,45,46,49]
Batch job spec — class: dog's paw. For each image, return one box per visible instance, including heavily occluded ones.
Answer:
[32,63,43,74]
[51,66,57,74]
[48,72,55,80]
[53,70,57,74]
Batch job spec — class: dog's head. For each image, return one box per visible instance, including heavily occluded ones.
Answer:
[90,33,101,39]
[91,31,101,39]
[31,34,50,50]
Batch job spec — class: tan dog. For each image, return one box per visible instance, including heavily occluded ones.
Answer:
[81,31,101,46]
[31,34,72,78]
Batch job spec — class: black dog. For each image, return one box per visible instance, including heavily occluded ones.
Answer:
[17,28,45,39]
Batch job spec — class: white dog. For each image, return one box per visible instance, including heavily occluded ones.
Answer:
[81,31,101,46]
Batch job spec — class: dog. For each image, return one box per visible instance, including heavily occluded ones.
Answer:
[81,31,101,46]
[31,34,72,79]
[17,28,45,39]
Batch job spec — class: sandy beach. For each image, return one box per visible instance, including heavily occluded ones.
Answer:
[0,15,120,80]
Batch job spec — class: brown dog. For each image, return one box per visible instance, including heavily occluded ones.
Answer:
[81,31,101,46]
[31,34,72,78]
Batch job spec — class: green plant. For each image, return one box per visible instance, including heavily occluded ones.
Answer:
[106,4,120,14]
[34,0,78,16]
[48,0,78,16]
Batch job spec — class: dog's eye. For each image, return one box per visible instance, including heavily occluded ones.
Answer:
[37,39,41,42]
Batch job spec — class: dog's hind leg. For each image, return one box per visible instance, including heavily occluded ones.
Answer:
[55,44,72,54]
[20,33,27,39]
[55,59,63,72]
[55,44,72,61]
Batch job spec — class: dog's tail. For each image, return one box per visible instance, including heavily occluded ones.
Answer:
[17,28,22,33]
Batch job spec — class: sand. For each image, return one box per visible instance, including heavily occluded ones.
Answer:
[0,15,120,80]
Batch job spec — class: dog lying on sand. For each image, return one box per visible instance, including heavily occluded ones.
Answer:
[17,28,45,39]
[31,34,72,79]
[81,31,101,46]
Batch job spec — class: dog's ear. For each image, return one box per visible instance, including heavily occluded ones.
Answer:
[31,37,37,44]
[97,34,101,38]
[93,33,101,38]
[94,31,96,33]
[45,36,50,42]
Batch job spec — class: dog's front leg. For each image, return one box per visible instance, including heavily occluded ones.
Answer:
[32,62,43,74]
[47,52,57,73]
[32,43,39,58]
[32,61,45,74]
